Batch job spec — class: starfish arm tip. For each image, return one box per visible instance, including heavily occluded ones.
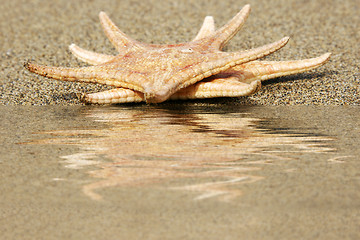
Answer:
[323,52,332,60]
[24,60,36,72]
[204,16,214,22]
[239,4,251,14]
[275,36,290,49]
[283,36,290,43]
[68,43,76,50]
[24,60,31,71]
[305,52,331,66]
[243,4,251,10]
[314,52,331,66]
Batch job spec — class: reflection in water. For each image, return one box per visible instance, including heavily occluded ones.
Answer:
[30,107,334,201]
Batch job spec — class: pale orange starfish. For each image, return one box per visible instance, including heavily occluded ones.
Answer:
[25,5,330,104]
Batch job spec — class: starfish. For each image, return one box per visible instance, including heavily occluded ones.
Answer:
[25,5,330,104]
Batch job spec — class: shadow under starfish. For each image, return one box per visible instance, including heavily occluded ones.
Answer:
[25,5,330,104]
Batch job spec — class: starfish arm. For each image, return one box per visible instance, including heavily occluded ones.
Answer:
[25,62,145,92]
[171,79,261,100]
[99,11,143,51]
[83,88,145,104]
[204,4,251,50]
[69,44,115,65]
[84,79,261,104]
[193,16,215,41]
[168,37,289,96]
[229,52,331,83]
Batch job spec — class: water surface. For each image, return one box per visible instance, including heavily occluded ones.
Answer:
[1,105,359,239]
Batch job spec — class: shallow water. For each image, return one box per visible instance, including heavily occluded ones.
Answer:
[1,104,359,239]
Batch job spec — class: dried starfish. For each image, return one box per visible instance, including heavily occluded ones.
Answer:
[25,5,330,104]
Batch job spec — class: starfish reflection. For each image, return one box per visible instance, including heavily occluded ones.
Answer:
[30,107,334,201]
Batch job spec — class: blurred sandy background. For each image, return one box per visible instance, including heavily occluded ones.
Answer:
[0,0,358,105]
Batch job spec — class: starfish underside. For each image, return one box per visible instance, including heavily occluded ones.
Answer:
[26,5,331,104]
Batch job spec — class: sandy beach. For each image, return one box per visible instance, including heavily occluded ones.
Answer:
[0,0,358,105]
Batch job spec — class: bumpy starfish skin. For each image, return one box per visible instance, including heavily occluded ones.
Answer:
[26,5,330,104]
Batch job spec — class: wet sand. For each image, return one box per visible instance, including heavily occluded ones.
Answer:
[0,0,359,105]
[1,105,359,239]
